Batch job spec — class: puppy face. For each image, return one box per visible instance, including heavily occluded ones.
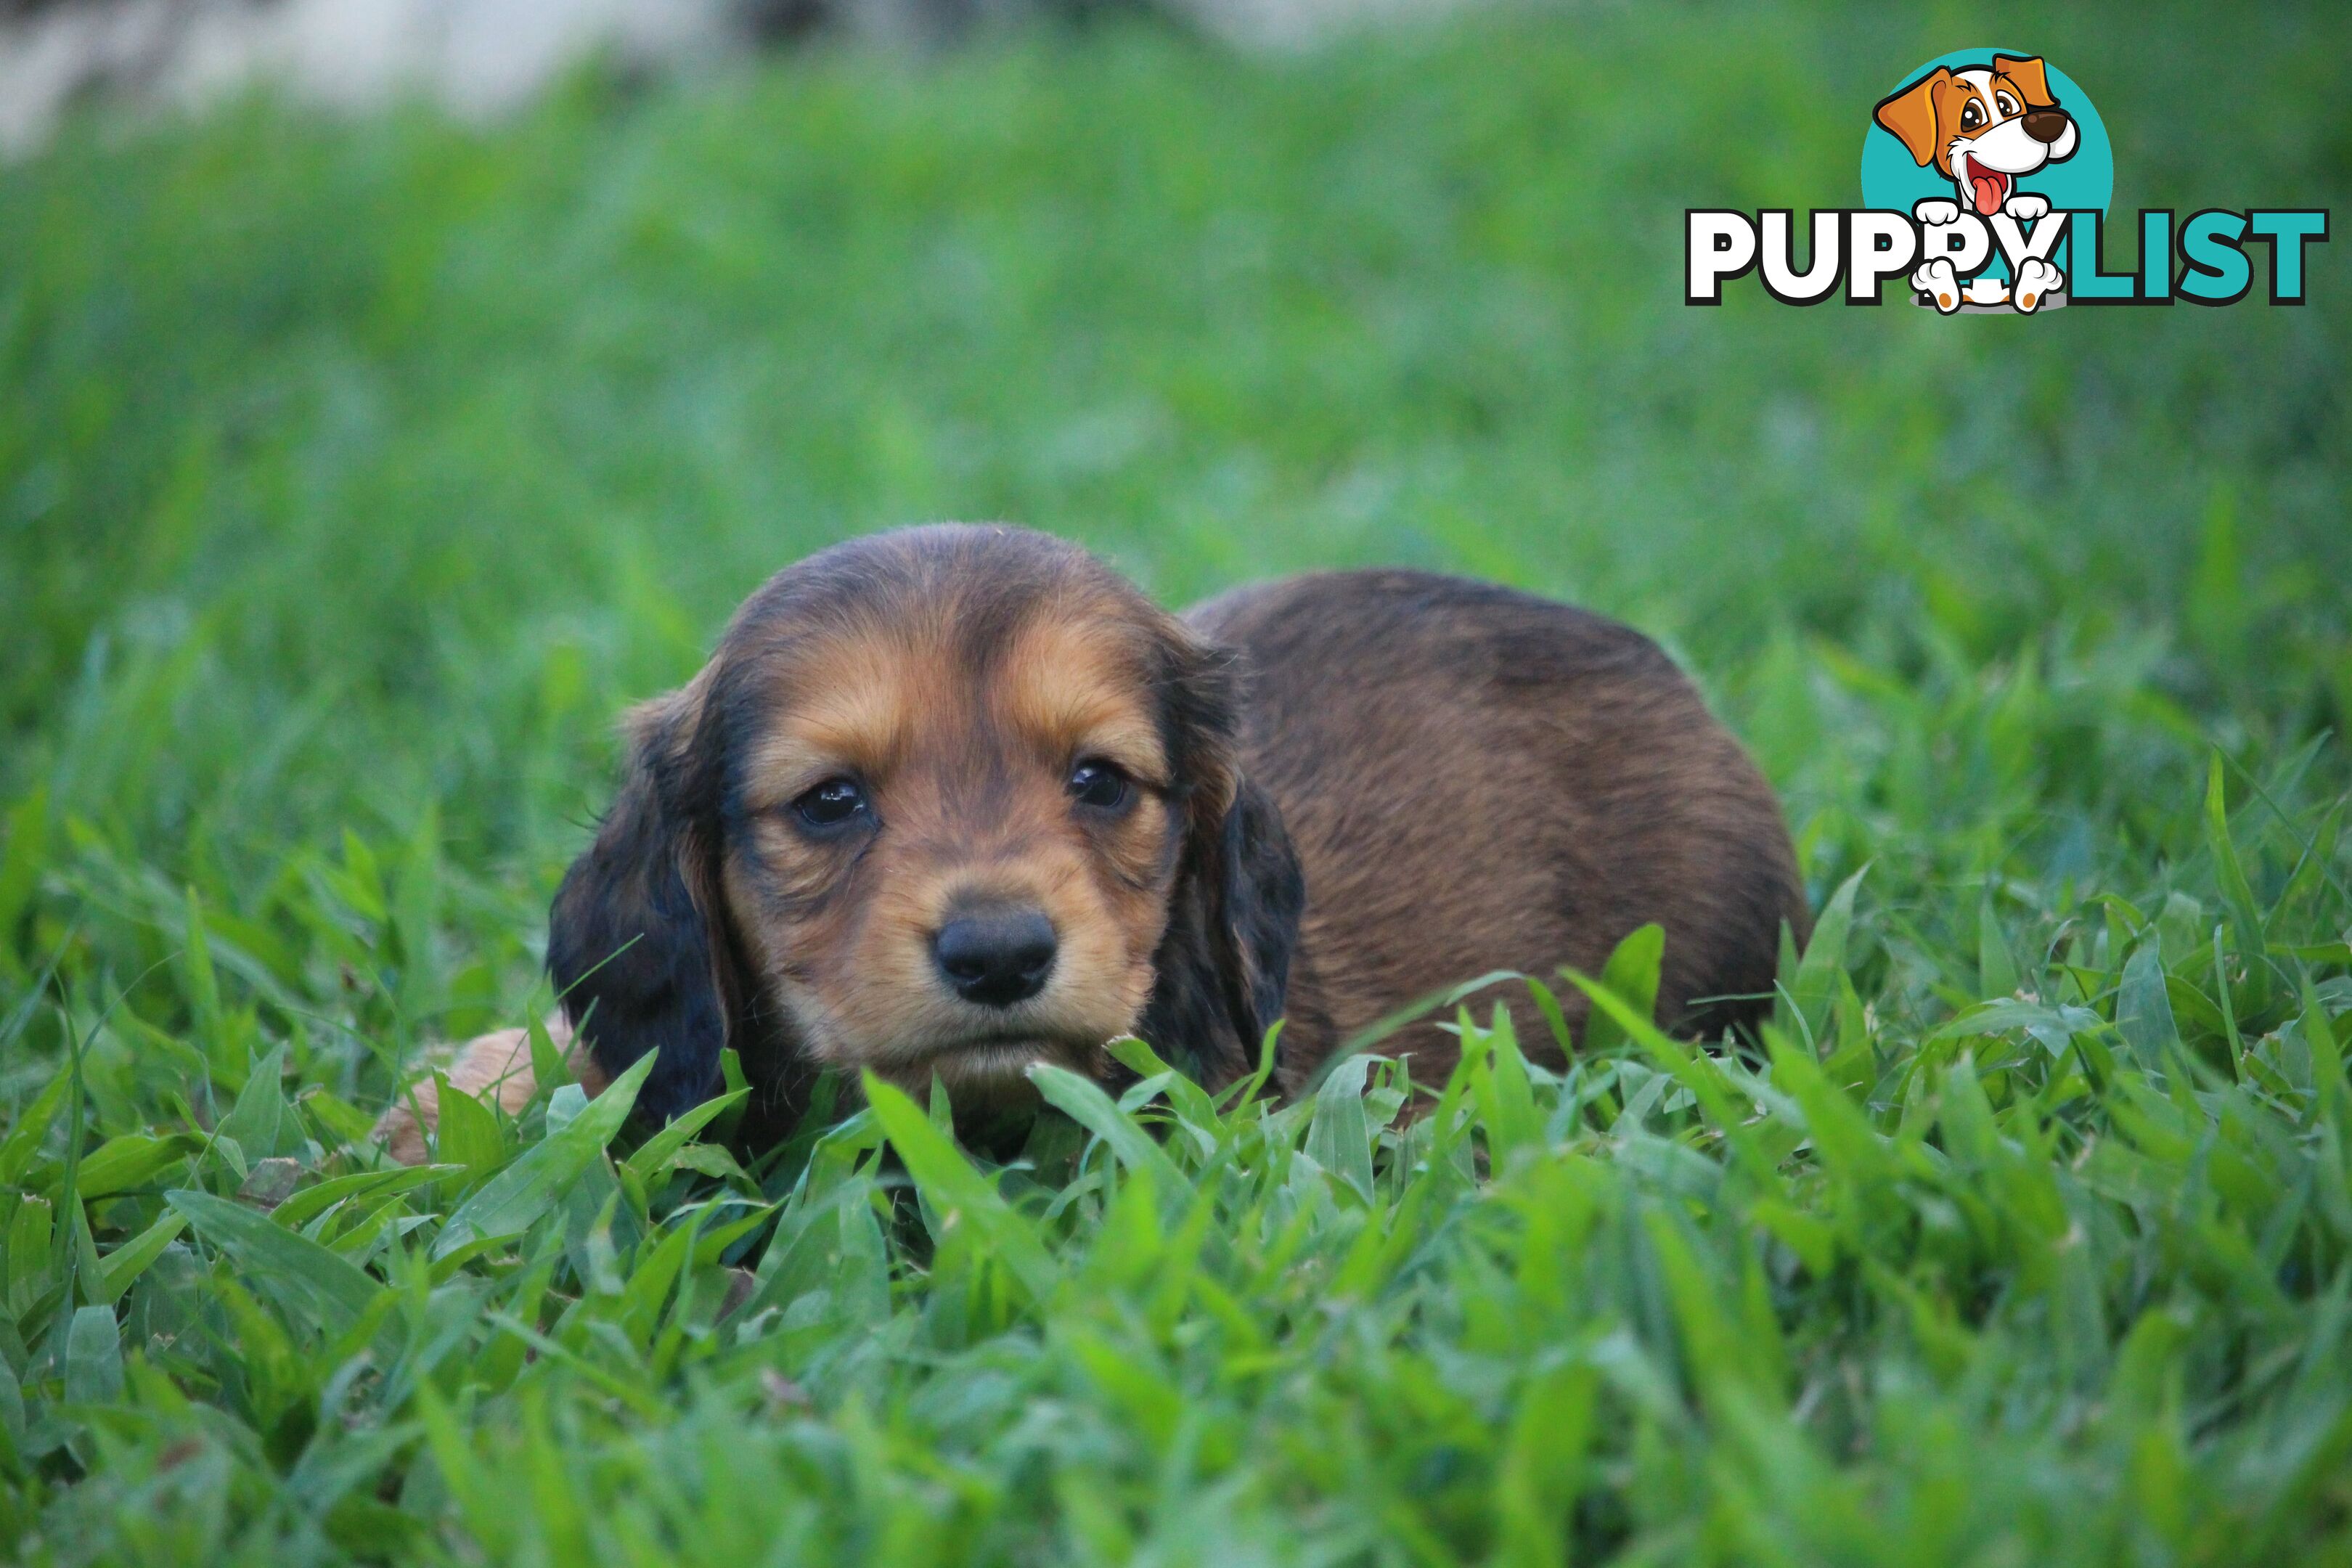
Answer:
[720,589,1183,1096]
[547,526,1302,1127]
[1874,56,2080,216]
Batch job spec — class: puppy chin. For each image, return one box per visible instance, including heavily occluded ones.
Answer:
[805,1006,1108,1098]
[903,1039,1086,1102]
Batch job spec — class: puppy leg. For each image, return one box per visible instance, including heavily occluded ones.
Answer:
[375,1015,603,1165]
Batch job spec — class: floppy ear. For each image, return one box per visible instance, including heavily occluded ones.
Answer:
[1874,68,1947,167]
[1137,640,1305,1085]
[1204,772,1305,1052]
[1993,55,2056,107]
[546,677,738,1125]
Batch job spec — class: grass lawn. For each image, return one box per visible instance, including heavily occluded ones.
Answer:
[2,1,2351,1561]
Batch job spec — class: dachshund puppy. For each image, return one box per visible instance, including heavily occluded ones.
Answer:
[379,525,1805,1159]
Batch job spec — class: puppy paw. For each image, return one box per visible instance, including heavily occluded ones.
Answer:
[2012,256,2062,313]
[2003,192,2051,222]
[371,1016,587,1166]
[1911,197,1962,227]
[1911,257,1962,313]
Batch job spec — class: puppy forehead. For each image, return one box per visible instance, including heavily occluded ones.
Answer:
[762,619,931,763]
[996,611,1169,774]
[732,594,1167,800]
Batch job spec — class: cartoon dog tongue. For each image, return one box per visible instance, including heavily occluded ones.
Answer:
[1969,164,2008,215]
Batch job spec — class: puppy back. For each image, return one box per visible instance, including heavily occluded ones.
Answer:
[1186,570,1806,1085]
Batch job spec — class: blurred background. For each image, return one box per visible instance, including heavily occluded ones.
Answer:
[0,0,2346,1066]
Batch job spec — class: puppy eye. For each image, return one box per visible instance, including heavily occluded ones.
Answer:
[1960,101,1982,129]
[1995,91,2020,116]
[1068,759,1130,812]
[792,777,869,830]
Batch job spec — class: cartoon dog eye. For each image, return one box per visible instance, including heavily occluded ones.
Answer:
[1995,90,2021,116]
[1959,98,1984,131]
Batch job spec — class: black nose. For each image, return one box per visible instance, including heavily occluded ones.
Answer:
[932,906,1057,1008]
[2022,108,2070,144]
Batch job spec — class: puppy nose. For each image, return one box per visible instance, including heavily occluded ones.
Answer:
[932,906,1057,1008]
[2022,109,2070,144]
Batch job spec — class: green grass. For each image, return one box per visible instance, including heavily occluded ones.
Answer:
[3,1,2352,1561]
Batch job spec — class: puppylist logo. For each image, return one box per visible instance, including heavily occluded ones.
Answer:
[1688,49,2329,313]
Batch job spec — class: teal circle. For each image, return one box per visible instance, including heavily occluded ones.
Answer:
[1860,49,2113,218]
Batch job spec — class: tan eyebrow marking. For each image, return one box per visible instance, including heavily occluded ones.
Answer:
[737,624,928,810]
[997,611,1171,788]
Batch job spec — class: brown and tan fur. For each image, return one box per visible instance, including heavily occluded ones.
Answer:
[378,525,1806,1160]
[1192,571,1806,1092]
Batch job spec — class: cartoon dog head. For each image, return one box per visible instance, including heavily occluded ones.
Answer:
[1874,55,2079,216]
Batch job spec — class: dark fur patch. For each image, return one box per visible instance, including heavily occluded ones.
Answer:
[1135,775,1305,1085]
[545,692,738,1126]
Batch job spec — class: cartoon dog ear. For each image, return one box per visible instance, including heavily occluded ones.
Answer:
[546,674,738,1126]
[1992,55,2057,107]
[1138,637,1306,1086]
[1873,67,1948,168]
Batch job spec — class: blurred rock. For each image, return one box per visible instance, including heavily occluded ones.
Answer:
[1175,0,1461,48]
[0,0,740,154]
[0,0,1482,155]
